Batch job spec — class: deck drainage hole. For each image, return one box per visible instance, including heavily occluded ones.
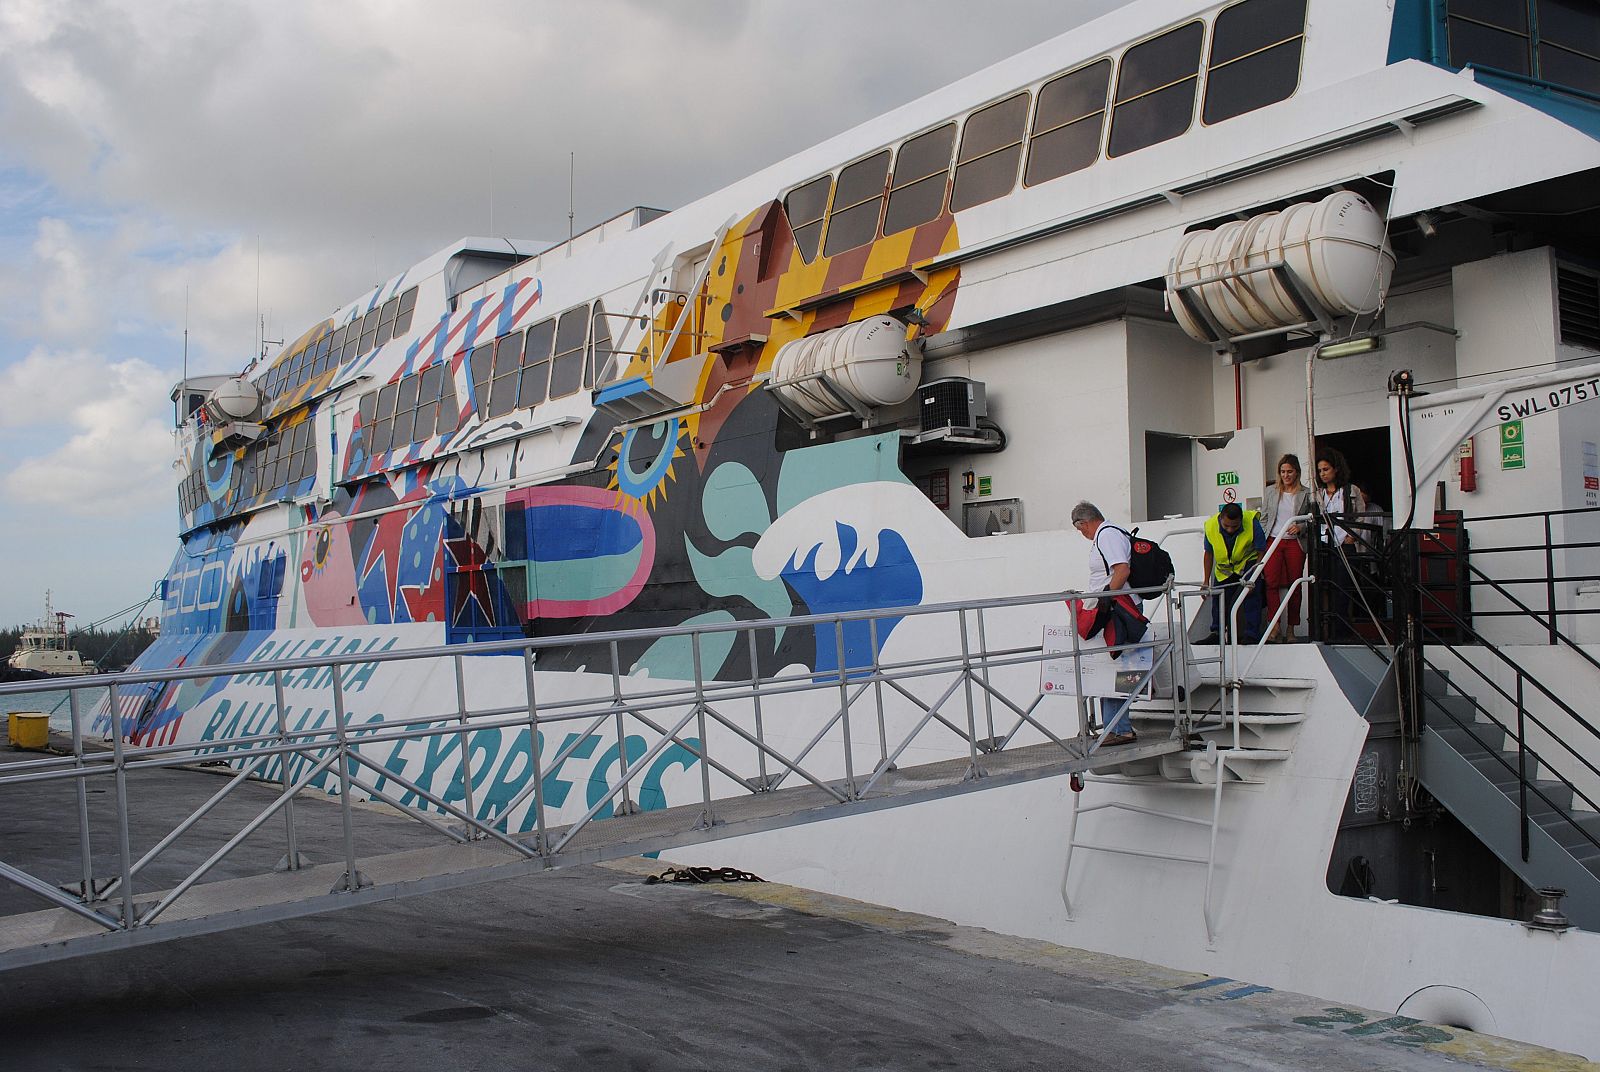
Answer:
[402,1006,497,1024]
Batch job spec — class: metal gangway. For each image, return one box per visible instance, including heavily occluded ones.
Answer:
[0,585,1202,971]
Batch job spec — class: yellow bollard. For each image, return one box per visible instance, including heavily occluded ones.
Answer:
[8,711,49,750]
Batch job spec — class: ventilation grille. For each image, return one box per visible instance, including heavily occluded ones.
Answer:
[1558,264,1600,350]
[919,377,986,433]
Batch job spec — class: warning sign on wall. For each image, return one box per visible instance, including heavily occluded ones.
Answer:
[1501,420,1526,470]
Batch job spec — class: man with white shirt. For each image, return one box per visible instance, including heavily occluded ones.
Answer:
[1070,500,1138,746]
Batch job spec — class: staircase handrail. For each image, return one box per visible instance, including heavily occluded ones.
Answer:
[1415,656,1600,859]
[1459,560,1600,677]
[1223,514,1313,746]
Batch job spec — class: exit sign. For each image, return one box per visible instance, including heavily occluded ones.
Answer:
[1216,471,1239,486]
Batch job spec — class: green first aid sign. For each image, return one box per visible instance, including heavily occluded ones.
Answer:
[1501,420,1526,470]
[1216,471,1239,486]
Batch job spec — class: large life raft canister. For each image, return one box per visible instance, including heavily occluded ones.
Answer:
[769,316,923,418]
[1165,191,1395,341]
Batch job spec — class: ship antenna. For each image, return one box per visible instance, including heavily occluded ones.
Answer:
[568,151,575,248]
[182,285,189,385]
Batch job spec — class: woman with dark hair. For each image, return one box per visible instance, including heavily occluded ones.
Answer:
[1260,453,1311,641]
[1314,447,1368,637]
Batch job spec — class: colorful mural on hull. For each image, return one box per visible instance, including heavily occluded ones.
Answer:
[135,190,967,826]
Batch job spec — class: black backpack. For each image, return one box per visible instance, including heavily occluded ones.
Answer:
[1097,525,1176,594]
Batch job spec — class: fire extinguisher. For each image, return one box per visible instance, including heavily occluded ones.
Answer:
[1458,436,1477,493]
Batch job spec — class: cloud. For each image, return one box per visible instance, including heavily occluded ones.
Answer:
[3,353,174,514]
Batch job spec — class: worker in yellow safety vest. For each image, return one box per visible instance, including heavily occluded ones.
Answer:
[1202,502,1267,644]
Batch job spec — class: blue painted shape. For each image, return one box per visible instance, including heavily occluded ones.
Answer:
[595,376,652,405]
[495,280,519,337]
[525,504,643,560]
[781,522,922,679]
[1387,0,1441,64]
[615,419,681,499]
[1219,985,1273,1000]
[1178,977,1235,991]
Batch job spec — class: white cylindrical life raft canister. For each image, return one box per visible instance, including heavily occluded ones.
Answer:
[769,316,923,418]
[1165,191,1395,342]
[206,377,263,422]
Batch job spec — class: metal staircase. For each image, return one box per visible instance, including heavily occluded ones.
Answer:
[1416,665,1600,930]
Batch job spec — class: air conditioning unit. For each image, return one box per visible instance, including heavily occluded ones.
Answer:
[919,377,986,434]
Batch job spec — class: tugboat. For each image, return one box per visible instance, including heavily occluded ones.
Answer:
[4,593,95,680]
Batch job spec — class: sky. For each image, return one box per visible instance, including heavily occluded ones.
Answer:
[0,0,1126,628]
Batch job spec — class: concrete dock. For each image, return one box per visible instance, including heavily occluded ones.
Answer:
[1,728,1593,1071]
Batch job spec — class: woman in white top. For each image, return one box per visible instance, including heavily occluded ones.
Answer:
[1259,454,1311,642]
[1314,447,1368,638]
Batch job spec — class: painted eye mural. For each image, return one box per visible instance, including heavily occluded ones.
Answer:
[610,417,685,506]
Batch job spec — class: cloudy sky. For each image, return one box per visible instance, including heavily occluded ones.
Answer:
[0,0,1124,628]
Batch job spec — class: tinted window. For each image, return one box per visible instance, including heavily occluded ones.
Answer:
[520,318,554,408]
[393,287,418,336]
[391,374,420,447]
[357,307,381,354]
[549,307,588,400]
[357,391,376,436]
[488,332,523,417]
[469,343,494,415]
[823,150,890,257]
[1541,40,1600,93]
[588,302,614,388]
[1204,0,1305,125]
[784,175,832,263]
[1538,0,1600,93]
[414,365,443,442]
[341,320,362,362]
[1109,22,1203,157]
[884,124,955,236]
[374,296,401,347]
[1026,60,1110,185]
[436,371,459,437]
[369,383,398,455]
[952,93,1027,213]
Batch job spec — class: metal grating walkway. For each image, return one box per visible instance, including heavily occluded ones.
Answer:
[0,735,1181,970]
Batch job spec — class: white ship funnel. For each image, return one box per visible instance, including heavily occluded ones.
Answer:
[769,316,923,419]
[1166,191,1395,342]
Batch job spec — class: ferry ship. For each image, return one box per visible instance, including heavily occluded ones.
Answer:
[124,0,1600,1057]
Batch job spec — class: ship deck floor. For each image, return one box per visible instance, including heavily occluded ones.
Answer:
[0,730,1592,1071]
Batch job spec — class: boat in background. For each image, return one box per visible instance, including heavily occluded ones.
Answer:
[5,593,96,680]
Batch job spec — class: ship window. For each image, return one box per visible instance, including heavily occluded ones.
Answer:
[520,318,554,409]
[341,321,362,364]
[469,342,494,415]
[414,364,443,443]
[549,306,589,400]
[374,296,401,347]
[588,302,613,388]
[952,92,1028,212]
[1447,0,1530,74]
[783,175,832,263]
[437,368,459,437]
[311,334,334,377]
[357,391,376,443]
[1025,60,1111,186]
[370,382,398,455]
[357,306,381,355]
[488,331,523,417]
[392,373,420,447]
[1204,0,1305,125]
[883,123,955,237]
[1108,21,1203,157]
[1447,0,1600,92]
[326,326,346,367]
[393,286,418,336]
[823,150,890,257]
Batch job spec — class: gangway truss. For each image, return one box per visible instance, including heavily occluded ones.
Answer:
[0,587,1199,971]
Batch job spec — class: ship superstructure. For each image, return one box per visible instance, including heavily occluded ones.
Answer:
[121,0,1600,1055]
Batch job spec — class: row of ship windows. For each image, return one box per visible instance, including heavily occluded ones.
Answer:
[187,296,623,515]
[180,420,319,515]
[350,300,617,465]
[782,0,1307,262]
[1446,0,1600,94]
[256,286,420,402]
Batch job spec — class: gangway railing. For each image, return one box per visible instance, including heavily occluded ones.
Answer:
[0,583,1190,970]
